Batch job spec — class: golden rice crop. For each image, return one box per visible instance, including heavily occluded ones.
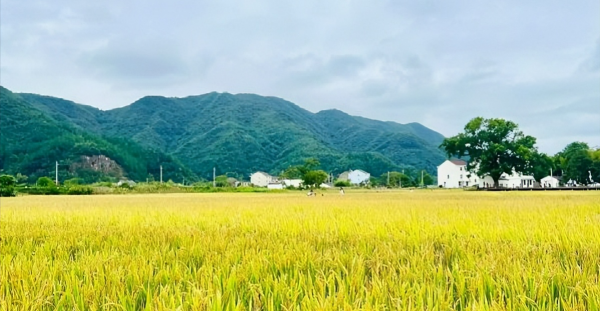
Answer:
[1,191,600,310]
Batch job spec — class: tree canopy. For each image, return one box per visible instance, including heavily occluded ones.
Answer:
[440,117,546,186]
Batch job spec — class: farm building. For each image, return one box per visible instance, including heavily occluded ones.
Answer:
[499,173,536,188]
[348,170,370,185]
[267,183,284,190]
[437,159,538,188]
[437,159,492,188]
[250,171,277,187]
[540,176,560,188]
[282,179,302,188]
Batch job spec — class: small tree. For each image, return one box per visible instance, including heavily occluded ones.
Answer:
[215,175,229,187]
[422,173,435,186]
[380,172,412,187]
[0,175,16,197]
[37,176,55,188]
[334,180,351,187]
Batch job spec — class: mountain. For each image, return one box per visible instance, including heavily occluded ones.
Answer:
[2,87,446,181]
[0,87,196,183]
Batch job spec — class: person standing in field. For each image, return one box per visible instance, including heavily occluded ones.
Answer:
[307,189,314,196]
[339,187,345,195]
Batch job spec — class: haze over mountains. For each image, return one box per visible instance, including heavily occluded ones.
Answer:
[0,86,446,182]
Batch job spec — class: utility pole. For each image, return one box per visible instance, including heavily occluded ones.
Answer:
[421,170,424,187]
[160,165,163,184]
[387,171,390,186]
[213,167,216,187]
[55,161,59,185]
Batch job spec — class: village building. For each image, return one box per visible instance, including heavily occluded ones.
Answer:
[540,176,560,188]
[267,182,284,190]
[437,159,491,188]
[437,159,536,188]
[348,169,370,185]
[499,172,536,188]
[282,179,302,188]
[250,171,277,187]
[239,181,252,187]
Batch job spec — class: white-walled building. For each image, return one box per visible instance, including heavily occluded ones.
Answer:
[499,172,536,188]
[540,176,560,188]
[267,183,284,190]
[348,169,370,185]
[250,171,277,187]
[282,179,302,188]
[437,159,483,188]
[438,159,537,188]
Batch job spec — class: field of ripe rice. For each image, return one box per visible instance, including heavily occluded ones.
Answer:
[2,191,600,310]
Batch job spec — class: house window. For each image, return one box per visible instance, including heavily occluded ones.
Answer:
[460,175,463,179]
[460,167,462,171]
[458,181,463,187]
[447,175,450,179]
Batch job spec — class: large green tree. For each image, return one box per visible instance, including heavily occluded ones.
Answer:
[563,149,593,184]
[526,152,554,182]
[302,170,328,188]
[440,117,539,187]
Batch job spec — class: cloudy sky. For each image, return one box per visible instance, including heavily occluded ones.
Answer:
[1,0,599,154]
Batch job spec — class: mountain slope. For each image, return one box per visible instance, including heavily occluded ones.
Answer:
[8,89,446,179]
[0,87,196,183]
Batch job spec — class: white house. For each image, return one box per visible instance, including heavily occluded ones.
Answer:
[438,159,537,188]
[499,172,536,188]
[250,171,277,187]
[540,176,560,188]
[267,182,284,190]
[348,169,370,185]
[437,159,487,188]
[282,179,302,188]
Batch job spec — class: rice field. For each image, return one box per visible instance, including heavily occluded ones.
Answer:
[1,191,600,310]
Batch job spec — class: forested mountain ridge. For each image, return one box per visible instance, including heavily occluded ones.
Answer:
[2,87,446,180]
[0,87,196,183]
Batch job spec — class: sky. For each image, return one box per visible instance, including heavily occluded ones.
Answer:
[1,0,599,154]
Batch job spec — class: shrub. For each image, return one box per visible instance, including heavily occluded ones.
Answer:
[334,180,351,187]
[0,175,17,197]
[37,177,55,187]
[67,186,94,195]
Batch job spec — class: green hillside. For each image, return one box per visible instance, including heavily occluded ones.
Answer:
[100,93,446,178]
[3,87,446,181]
[0,87,196,183]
